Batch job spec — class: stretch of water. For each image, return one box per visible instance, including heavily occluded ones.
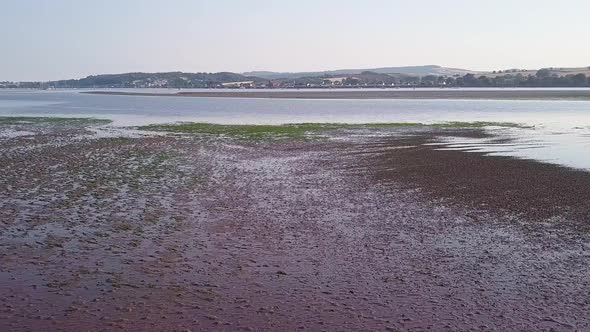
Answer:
[1,89,590,170]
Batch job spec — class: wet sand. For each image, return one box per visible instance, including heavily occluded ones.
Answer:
[2,121,590,331]
[85,89,590,100]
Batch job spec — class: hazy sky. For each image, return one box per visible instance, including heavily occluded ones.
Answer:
[2,0,590,81]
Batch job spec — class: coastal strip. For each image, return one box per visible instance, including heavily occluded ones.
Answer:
[84,89,590,100]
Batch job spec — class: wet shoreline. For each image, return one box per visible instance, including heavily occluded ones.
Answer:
[364,130,590,222]
[84,89,590,100]
[2,121,590,330]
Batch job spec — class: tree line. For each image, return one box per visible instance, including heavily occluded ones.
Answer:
[414,71,589,88]
[2,69,590,89]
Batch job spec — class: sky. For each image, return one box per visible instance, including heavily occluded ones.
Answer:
[1,0,590,81]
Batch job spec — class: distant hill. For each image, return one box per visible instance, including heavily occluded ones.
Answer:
[482,66,590,78]
[48,72,263,88]
[3,65,589,89]
[244,65,475,79]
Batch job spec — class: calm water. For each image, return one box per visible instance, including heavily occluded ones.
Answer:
[1,89,590,170]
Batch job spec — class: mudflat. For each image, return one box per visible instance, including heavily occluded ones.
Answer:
[85,89,590,100]
[2,119,590,331]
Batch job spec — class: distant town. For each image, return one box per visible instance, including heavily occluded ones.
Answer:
[2,65,590,89]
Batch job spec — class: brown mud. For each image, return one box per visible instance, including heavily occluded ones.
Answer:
[2,122,590,331]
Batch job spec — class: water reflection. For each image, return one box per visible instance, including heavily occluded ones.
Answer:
[428,127,590,170]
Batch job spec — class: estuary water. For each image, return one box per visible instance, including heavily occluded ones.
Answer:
[1,89,590,170]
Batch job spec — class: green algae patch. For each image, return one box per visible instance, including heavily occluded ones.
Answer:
[138,123,352,140]
[428,121,530,128]
[138,121,528,140]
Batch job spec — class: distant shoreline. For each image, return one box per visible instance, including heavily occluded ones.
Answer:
[83,89,590,100]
